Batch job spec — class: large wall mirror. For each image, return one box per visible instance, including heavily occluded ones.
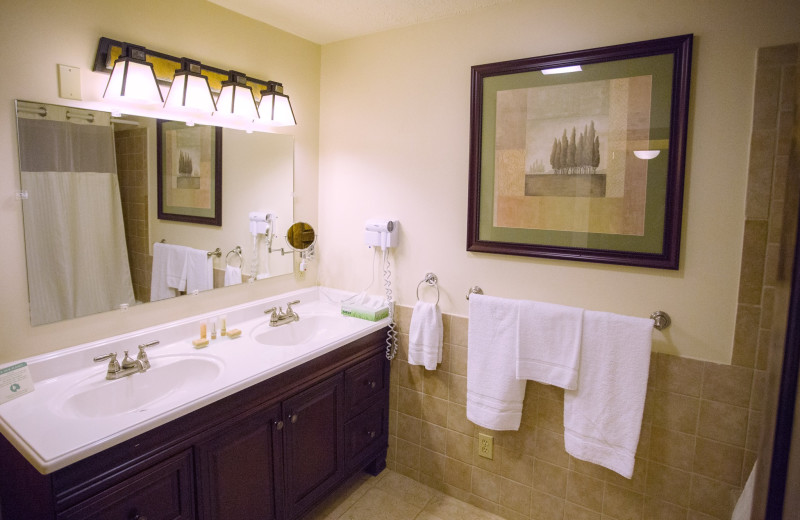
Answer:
[15,100,294,326]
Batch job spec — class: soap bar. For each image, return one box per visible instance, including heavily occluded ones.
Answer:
[226,329,242,339]
[192,338,209,348]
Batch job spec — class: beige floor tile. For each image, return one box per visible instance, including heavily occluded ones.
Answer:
[422,493,504,520]
[338,487,423,520]
[374,470,437,506]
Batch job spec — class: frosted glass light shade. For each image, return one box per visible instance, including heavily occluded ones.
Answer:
[633,150,660,160]
[215,73,259,121]
[259,81,297,126]
[103,56,163,106]
[164,72,216,114]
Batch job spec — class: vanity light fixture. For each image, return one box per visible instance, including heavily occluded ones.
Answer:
[94,37,298,131]
[103,44,163,106]
[215,70,259,121]
[259,81,296,126]
[163,58,217,118]
[541,65,583,75]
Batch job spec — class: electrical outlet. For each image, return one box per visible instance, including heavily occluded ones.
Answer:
[478,433,493,459]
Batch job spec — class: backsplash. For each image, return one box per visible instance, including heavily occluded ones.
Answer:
[386,309,758,520]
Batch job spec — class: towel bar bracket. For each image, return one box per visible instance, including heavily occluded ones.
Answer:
[650,311,671,331]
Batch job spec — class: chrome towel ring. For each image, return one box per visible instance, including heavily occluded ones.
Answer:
[226,246,243,267]
[416,272,440,305]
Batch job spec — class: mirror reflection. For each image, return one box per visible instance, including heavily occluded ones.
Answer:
[15,100,294,326]
[286,222,316,251]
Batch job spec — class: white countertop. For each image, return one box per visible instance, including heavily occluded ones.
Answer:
[0,287,389,474]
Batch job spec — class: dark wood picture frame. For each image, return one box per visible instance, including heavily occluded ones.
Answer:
[157,120,223,226]
[467,34,692,270]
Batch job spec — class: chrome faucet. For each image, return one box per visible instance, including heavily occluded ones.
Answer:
[93,341,159,380]
[264,300,301,327]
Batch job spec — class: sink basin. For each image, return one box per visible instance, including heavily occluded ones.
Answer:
[251,314,363,346]
[56,355,223,419]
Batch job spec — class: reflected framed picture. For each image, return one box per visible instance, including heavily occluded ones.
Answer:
[157,120,222,226]
[467,34,692,269]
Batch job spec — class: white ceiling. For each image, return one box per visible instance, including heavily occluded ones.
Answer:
[208,0,513,44]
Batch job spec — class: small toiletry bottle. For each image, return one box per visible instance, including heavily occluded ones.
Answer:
[209,318,217,340]
[220,315,227,336]
[200,322,207,340]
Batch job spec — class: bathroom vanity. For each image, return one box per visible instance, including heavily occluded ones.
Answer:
[0,289,390,520]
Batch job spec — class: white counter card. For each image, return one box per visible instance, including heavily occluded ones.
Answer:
[0,362,35,405]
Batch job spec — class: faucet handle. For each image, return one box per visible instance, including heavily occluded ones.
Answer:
[137,341,159,371]
[94,352,120,373]
[287,300,300,309]
[264,307,277,315]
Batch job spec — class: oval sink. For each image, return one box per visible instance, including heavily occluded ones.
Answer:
[251,314,362,346]
[56,356,223,419]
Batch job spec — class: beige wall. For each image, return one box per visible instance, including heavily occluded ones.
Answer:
[0,0,320,364]
[318,0,800,363]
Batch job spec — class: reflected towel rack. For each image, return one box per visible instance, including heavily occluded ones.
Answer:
[416,272,440,305]
[226,246,243,267]
[465,285,671,330]
[159,239,221,258]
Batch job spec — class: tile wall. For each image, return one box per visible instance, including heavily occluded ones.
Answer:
[114,127,151,303]
[385,43,798,520]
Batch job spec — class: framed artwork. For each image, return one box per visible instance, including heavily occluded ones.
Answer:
[157,120,223,226]
[467,34,692,270]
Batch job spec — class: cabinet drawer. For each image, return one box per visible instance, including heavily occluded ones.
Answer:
[57,450,194,520]
[344,353,386,417]
[344,401,386,465]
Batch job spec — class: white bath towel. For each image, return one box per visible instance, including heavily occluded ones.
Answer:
[183,247,214,294]
[564,310,653,478]
[150,242,182,301]
[466,294,527,431]
[516,301,583,390]
[224,265,242,286]
[408,301,443,370]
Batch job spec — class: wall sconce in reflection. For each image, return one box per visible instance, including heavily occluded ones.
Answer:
[163,58,217,122]
[103,44,163,106]
[93,37,296,130]
[633,150,660,160]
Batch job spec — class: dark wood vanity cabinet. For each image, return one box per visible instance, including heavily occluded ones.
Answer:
[0,328,390,520]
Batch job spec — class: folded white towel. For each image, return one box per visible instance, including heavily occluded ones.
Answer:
[150,242,180,302]
[408,301,443,370]
[183,248,213,293]
[564,310,653,478]
[224,265,242,286]
[517,301,583,390]
[466,294,527,431]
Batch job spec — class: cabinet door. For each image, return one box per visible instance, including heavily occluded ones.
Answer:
[57,451,194,520]
[283,374,344,519]
[194,405,284,520]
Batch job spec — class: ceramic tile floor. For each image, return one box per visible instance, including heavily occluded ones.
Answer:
[301,469,505,520]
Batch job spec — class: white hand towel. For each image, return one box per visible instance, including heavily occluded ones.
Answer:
[164,243,190,291]
[150,242,180,301]
[408,301,443,370]
[564,310,653,479]
[224,265,242,286]
[183,248,214,293]
[517,301,583,390]
[466,294,527,431]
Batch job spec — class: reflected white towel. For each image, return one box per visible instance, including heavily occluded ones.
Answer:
[150,242,181,301]
[224,265,242,286]
[564,310,653,478]
[408,301,443,370]
[466,294,527,431]
[517,301,583,390]
[732,462,756,520]
[183,248,213,293]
